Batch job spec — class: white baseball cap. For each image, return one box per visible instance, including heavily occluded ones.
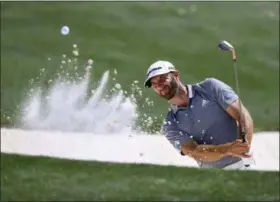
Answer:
[144,60,177,88]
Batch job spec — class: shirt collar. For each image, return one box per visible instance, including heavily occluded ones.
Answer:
[170,85,194,113]
[187,84,193,98]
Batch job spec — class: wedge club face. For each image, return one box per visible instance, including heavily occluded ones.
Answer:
[218,40,234,51]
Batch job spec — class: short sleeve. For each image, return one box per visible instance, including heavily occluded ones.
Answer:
[161,113,191,154]
[203,78,238,110]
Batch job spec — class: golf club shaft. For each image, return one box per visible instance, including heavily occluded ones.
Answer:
[232,56,246,143]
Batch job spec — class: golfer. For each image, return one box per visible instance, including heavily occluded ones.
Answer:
[144,60,255,169]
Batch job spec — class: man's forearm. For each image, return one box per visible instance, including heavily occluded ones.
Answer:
[225,100,254,146]
[182,143,230,162]
[240,106,254,146]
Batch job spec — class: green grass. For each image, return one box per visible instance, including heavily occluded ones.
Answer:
[1,2,279,131]
[1,153,279,201]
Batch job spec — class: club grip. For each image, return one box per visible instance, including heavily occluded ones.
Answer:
[241,132,246,143]
[239,126,247,143]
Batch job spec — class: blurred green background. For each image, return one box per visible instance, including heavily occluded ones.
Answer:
[1,2,279,131]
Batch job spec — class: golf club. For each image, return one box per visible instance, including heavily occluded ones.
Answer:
[218,40,246,143]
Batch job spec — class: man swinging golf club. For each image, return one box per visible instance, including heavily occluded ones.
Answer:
[144,42,254,169]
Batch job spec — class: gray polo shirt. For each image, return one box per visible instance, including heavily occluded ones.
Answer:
[162,78,241,168]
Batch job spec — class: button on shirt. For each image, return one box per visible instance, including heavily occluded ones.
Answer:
[162,78,241,168]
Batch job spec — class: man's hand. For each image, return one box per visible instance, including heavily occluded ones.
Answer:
[226,139,251,158]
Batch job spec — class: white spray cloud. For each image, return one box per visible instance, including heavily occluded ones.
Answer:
[20,67,139,134]
[19,43,141,134]
[18,44,160,135]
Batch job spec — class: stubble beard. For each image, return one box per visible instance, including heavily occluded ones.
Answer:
[160,77,179,100]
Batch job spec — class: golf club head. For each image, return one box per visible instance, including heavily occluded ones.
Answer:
[218,40,234,51]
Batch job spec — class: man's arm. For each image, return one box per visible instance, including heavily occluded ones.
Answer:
[163,98,252,162]
[203,78,254,147]
[181,138,251,162]
[162,114,248,162]
[180,139,230,162]
[225,100,254,146]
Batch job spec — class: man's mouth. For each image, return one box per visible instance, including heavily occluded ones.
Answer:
[160,86,169,96]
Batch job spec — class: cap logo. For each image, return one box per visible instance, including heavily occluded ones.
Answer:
[147,66,162,77]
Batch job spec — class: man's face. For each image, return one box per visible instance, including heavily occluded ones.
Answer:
[150,73,179,100]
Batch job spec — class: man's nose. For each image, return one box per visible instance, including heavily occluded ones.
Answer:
[155,83,164,90]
